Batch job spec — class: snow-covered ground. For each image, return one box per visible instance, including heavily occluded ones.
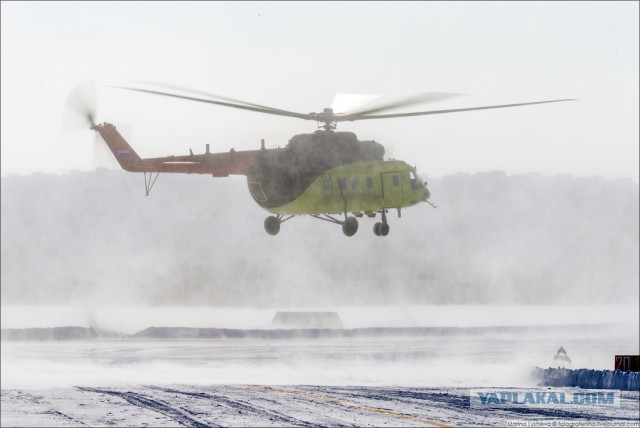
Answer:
[2,305,639,426]
[3,385,639,427]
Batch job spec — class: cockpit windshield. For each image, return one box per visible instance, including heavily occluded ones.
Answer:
[409,170,423,189]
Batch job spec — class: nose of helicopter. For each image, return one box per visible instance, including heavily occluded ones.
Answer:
[423,186,431,201]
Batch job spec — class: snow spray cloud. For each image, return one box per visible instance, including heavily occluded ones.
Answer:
[1,170,638,307]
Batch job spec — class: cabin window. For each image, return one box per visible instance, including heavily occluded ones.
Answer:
[338,178,347,190]
[392,175,400,187]
[366,176,373,189]
[323,175,332,192]
[351,177,358,190]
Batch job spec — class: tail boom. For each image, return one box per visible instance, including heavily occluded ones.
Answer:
[92,122,260,176]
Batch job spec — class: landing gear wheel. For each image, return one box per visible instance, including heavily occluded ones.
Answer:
[373,222,390,236]
[342,216,359,237]
[380,222,390,236]
[373,222,382,236]
[264,216,281,236]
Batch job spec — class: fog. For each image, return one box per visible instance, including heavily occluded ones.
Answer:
[1,170,637,307]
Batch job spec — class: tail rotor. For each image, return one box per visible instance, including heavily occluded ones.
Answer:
[63,80,97,130]
[63,80,119,169]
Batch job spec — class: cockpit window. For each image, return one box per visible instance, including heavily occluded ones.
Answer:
[410,171,420,189]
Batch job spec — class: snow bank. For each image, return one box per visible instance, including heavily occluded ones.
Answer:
[1,324,634,341]
[535,367,640,391]
[132,325,561,339]
[0,327,123,341]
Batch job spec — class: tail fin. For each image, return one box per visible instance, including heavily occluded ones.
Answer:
[91,122,143,172]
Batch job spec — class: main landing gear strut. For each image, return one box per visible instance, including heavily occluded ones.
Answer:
[308,213,360,237]
[265,209,392,237]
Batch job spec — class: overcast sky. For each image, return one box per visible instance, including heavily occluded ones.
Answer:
[1,1,638,182]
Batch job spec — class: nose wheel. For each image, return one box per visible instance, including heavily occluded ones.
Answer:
[373,222,390,236]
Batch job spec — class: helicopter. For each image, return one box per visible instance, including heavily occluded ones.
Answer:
[85,83,573,237]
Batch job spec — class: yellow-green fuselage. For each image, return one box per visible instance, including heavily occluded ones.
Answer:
[250,160,430,216]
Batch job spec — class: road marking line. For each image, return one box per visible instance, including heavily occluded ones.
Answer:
[247,385,451,427]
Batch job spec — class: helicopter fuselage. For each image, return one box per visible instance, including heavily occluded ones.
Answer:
[245,130,430,216]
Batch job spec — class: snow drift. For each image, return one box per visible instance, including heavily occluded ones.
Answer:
[535,367,640,391]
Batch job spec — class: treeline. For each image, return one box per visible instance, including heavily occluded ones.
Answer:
[1,170,638,306]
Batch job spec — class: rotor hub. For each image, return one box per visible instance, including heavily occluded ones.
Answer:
[310,107,337,130]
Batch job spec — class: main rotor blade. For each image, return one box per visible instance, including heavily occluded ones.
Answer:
[143,82,300,115]
[103,83,312,121]
[343,99,576,121]
[331,93,381,114]
[342,92,462,117]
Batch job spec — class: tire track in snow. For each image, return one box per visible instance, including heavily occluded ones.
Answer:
[145,385,310,426]
[316,386,472,419]
[42,409,90,426]
[299,387,467,424]
[249,385,452,427]
[221,386,351,426]
[76,387,213,427]
[330,387,638,423]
